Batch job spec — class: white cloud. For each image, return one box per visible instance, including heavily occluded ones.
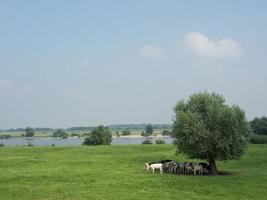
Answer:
[140,45,165,61]
[185,32,242,59]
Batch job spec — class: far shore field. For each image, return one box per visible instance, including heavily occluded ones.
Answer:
[0,130,169,138]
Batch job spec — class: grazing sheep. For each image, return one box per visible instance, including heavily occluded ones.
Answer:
[184,162,193,174]
[177,162,185,174]
[193,164,203,175]
[198,162,210,174]
[145,163,163,174]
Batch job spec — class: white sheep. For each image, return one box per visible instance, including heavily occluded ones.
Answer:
[145,163,163,174]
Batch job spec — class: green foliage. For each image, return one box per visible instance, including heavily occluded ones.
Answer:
[161,130,171,136]
[145,124,153,136]
[0,134,11,139]
[250,116,267,135]
[27,142,34,147]
[172,92,251,174]
[250,134,267,144]
[70,133,80,137]
[82,133,90,137]
[83,125,112,145]
[121,130,131,136]
[25,127,35,137]
[155,139,165,144]
[116,131,120,137]
[0,143,4,147]
[142,139,153,144]
[53,129,68,138]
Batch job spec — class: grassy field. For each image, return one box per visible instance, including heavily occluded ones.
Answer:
[0,144,266,200]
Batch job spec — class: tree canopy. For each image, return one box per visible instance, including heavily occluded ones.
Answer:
[83,125,112,145]
[172,92,251,175]
[25,127,35,137]
[250,116,267,136]
[145,124,153,136]
[53,129,68,138]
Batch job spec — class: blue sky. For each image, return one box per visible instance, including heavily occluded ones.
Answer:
[0,0,267,129]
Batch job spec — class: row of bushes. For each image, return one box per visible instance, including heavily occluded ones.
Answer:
[0,134,11,139]
[250,134,267,144]
[142,139,166,145]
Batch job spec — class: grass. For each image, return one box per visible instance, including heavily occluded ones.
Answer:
[0,144,266,200]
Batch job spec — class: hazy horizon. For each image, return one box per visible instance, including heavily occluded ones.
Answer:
[1,1,267,129]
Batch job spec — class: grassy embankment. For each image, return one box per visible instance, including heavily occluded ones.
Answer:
[0,144,266,200]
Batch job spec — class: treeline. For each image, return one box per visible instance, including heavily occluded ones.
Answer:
[3,127,53,132]
[250,116,267,144]
[107,124,171,130]
[1,124,172,132]
[67,124,172,131]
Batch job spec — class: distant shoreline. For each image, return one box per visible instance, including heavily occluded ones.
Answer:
[114,135,170,139]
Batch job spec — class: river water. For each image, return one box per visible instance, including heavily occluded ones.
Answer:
[0,137,173,146]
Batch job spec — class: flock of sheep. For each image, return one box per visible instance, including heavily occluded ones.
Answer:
[145,160,210,175]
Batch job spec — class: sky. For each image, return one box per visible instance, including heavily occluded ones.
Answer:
[0,0,267,129]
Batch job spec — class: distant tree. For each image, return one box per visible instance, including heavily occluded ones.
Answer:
[116,131,120,137]
[27,142,34,147]
[250,116,267,136]
[142,139,153,144]
[155,139,165,144]
[161,130,171,136]
[0,134,11,139]
[53,129,68,138]
[83,125,112,145]
[144,124,153,136]
[172,92,251,175]
[121,130,131,136]
[25,127,35,137]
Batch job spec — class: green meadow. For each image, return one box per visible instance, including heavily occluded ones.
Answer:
[0,144,266,200]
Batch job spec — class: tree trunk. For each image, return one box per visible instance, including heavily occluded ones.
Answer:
[208,158,218,175]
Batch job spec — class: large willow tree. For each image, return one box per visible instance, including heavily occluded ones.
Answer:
[172,92,251,175]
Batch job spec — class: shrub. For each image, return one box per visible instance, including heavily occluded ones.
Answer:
[116,132,120,137]
[142,139,153,145]
[250,116,267,135]
[161,130,171,136]
[51,143,55,147]
[155,139,165,144]
[70,133,79,137]
[61,134,68,139]
[0,134,11,139]
[53,129,68,138]
[82,133,90,137]
[0,143,4,147]
[83,125,112,145]
[25,127,35,137]
[121,130,131,136]
[27,142,34,147]
[250,134,267,144]
[145,124,153,136]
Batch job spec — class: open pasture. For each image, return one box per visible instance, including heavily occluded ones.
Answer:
[0,144,266,200]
